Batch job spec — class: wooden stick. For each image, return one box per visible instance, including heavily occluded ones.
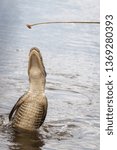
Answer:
[26,21,100,29]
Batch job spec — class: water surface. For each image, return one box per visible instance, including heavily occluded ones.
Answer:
[0,0,99,150]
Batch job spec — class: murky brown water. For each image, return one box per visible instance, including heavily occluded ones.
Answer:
[0,0,99,150]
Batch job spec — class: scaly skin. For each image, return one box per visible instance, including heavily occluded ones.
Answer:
[9,47,48,131]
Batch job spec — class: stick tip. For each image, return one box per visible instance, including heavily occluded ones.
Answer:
[26,24,32,29]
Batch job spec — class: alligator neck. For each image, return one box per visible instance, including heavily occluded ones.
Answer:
[29,79,45,94]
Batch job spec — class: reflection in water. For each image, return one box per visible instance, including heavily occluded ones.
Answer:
[9,128,44,150]
[0,115,44,150]
[0,115,78,150]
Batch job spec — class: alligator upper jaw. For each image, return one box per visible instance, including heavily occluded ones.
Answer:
[28,47,46,78]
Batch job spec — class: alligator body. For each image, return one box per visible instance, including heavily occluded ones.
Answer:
[9,47,48,131]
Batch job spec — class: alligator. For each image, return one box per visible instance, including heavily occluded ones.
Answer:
[9,47,48,131]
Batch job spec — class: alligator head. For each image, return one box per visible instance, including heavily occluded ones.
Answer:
[28,47,46,93]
